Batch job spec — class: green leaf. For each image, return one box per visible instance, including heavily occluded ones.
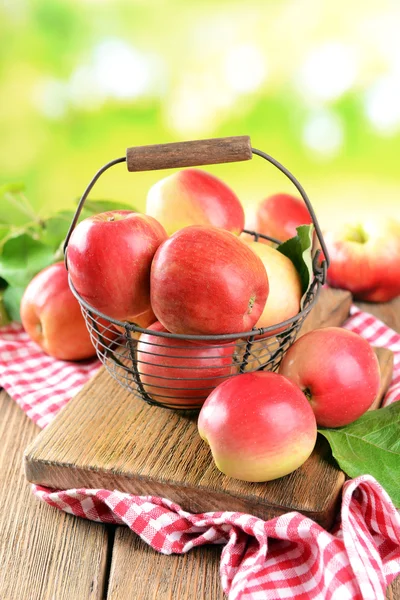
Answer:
[39,210,76,250]
[0,233,55,288]
[318,402,400,508]
[2,286,24,323]
[277,224,314,305]
[82,199,136,214]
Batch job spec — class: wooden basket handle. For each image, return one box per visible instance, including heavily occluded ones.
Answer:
[126,136,252,172]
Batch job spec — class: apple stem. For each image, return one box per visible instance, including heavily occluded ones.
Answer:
[303,388,312,401]
[107,216,115,222]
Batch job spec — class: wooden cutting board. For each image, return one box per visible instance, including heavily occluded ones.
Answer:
[24,288,393,530]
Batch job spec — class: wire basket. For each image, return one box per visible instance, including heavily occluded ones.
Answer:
[64,136,329,411]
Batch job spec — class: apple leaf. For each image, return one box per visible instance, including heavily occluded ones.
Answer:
[0,233,55,289]
[82,198,136,214]
[277,224,314,306]
[318,402,400,508]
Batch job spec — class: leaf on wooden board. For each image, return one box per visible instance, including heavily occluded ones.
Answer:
[277,224,314,306]
[318,402,400,508]
[0,233,55,289]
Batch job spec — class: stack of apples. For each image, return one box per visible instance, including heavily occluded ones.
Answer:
[20,167,390,485]
[22,168,305,401]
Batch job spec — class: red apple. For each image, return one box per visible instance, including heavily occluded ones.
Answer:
[150,225,269,335]
[198,371,317,482]
[146,168,245,236]
[136,321,237,408]
[324,219,400,302]
[245,241,302,332]
[250,193,312,244]
[20,262,113,361]
[279,327,380,428]
[67,211,167,321]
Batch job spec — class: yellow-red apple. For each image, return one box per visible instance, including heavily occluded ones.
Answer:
[146,168,245,236]
[150,225,269,335]
[279,327,380,427]
[251,193,312,244]
[67,211,167,321]
[245,241,302,332]
[324,219,400,302]
[198,371,317,482]
[21,262,102,360]
[136,321,237,408]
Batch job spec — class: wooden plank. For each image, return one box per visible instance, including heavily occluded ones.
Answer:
[107,528,224,600]
[299,287,352,336]
[368,347,394,411]
[356,296,400,334]
[388,575,400,600]
[0,391,109,600]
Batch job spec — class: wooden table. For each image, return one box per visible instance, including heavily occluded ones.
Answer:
[0,296,399,599]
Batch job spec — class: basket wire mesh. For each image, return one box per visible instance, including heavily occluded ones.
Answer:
[65,139,328,410]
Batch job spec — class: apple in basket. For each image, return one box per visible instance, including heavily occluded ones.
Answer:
[244,241,302,334]
[136,321,237,408]
[150,225,269,336]
[279,327,381,428]
[20,262,116,361]
[198,371,317,482]
[247,193,312,243]
[66,211,167,322]
[145,168,245,236]
[324,219,400,302]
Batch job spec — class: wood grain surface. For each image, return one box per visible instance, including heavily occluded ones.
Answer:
[298,286,352,337]
[24,287,392,532]
[0,391,109,600]
[126,136,252,172]
[107,528,224,600]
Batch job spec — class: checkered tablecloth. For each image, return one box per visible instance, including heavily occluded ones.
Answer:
[1,305,399,600]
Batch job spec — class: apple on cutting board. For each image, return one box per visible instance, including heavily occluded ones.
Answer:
[279,327,381,428]
[198,371,317,482]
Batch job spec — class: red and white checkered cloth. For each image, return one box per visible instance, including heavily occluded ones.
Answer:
[1,305,399,599]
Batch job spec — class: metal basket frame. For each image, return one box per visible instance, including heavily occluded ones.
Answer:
[64,141,330,410]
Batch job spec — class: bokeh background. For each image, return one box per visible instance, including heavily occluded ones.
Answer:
[1,0,400,228]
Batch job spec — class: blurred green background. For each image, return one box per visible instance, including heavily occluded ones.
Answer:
[1,0,400,229]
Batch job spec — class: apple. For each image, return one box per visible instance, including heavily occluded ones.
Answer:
[136,321,237,408]
[249,193,312,244]
[324,219,400,302]
[20,262,111,361]
[146,168,245,236]
[150,225,269,335]
[245,241,302,332]
[279,327,381,428]
[198,371,317,482]
[67,211,167,321]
